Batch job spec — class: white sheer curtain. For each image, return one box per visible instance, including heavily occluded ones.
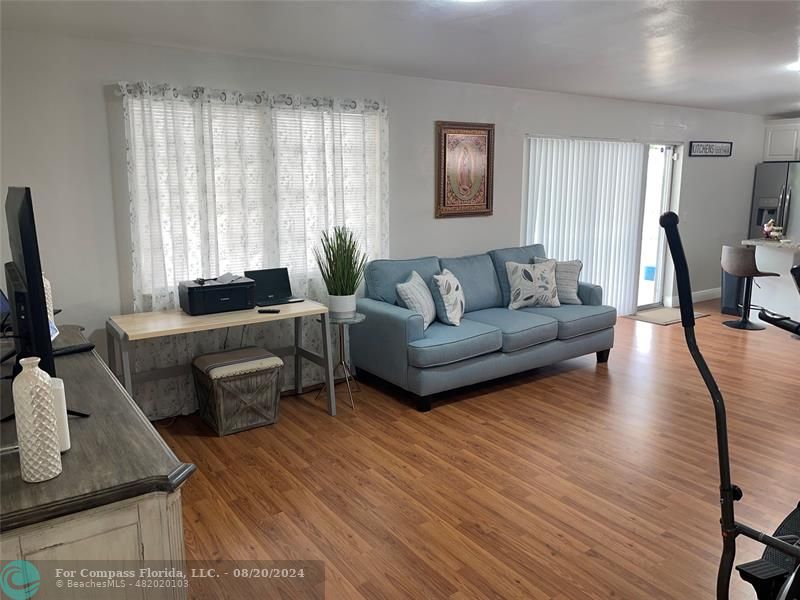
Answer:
[526,137,646,315]
[120,83,389,312]
[117,83,388,419]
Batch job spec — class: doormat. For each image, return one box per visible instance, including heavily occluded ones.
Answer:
[626,307,709,326]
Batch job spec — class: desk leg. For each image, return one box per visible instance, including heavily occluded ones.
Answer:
[105,322,118,377]
[320,312,336,416]
[120,338,135,397]
[294,316,303,395]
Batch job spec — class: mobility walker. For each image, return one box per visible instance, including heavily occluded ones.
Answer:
[659,212,800,600]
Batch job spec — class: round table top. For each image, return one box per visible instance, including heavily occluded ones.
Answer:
[328,312,366,325]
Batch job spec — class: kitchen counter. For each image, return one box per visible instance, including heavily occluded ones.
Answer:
[742,238,800,250]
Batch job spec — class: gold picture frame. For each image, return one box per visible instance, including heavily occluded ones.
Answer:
[435,121,494,218]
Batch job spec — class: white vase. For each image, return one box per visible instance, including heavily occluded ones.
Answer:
[12,357,63,483]
[328,294,356,319]
[51,378,71,453]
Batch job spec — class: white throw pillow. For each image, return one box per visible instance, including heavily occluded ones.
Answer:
[505,260,561,309]
[431,269,465,326]
[396,271,436,329]
[533,257,583,305]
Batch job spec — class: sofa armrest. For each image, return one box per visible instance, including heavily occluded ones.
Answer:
[349,298,425,390]
[578,282,603,306]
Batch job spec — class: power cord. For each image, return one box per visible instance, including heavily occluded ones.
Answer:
[221,325,248,351]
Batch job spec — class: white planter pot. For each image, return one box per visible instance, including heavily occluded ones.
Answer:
[328,294,356,319]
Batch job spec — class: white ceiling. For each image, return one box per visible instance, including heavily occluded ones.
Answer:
[3,0,799,116]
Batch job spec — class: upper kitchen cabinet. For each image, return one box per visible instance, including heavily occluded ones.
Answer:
[764,119,800,161]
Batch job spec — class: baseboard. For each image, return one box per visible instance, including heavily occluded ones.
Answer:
[664,287,720,308]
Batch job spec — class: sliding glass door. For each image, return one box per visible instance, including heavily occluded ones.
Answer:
[636,145,675,309]
[526,137,678,316]
[526,137,647,315]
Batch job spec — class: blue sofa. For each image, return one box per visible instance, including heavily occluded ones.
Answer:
[349,244,617,411]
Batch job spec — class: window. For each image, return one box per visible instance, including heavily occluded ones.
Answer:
[121,83,388,312]
[525,137,647,315]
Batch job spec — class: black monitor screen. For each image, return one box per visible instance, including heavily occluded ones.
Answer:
[4,187,55,376]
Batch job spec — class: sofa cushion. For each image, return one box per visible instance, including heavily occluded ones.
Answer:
[407,319,502,368]
[533,257,583,305]
[488,244,547,307]
[521,304,617,340]
[506,260,560,309]
[439,254,502,312]
[431,269,466,326]
[396,271,436,329]
[365,257,441,305]
[465,308,558,352]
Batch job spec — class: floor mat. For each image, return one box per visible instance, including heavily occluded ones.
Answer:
[626,307,710,326]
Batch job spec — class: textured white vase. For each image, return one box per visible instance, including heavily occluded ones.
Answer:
[328,294,356,319]
[12,357,63,483]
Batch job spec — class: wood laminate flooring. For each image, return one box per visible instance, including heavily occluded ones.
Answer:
[157,302,799,599]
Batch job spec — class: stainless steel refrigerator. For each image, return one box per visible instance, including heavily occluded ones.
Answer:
[748,161,799,239]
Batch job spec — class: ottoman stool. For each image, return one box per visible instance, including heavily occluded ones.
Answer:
[192,346,283,436]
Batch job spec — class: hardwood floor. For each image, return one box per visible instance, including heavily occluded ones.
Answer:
[156,302,799,599]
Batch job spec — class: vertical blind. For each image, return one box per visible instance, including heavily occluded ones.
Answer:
[121,83,388,312]
[526,137,646,315]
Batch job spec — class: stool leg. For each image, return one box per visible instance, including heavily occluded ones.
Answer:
[723,276,765,330]
[338,324,355,409]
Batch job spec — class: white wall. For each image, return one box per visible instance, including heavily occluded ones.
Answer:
[1,31,765,352]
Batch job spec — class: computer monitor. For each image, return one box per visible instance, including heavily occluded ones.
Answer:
[4,187,56,376]
[2,188,91,420]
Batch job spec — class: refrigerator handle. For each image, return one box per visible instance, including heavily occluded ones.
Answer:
[776,185,785,227]
[784,186,792,233]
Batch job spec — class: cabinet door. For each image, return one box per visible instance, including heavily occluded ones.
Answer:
[764,125,799,161]
[9,494,184,600]
[19,504,145,600]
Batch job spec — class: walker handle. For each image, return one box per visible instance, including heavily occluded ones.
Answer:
[659,211,695,328]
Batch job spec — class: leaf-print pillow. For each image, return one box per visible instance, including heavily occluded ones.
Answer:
[431,269,466,326]
[505,260,561,309]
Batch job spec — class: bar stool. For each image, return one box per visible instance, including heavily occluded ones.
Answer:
[720,245,779,330]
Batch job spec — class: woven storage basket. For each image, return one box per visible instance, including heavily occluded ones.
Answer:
[192,346,283,436]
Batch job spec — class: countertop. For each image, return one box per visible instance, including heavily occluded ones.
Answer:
[0,326,195,532]
[741,238,800,250]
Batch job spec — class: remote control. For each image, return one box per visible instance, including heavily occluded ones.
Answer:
[258,308,281,314]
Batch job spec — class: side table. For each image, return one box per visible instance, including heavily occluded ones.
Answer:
[316,313,365,409]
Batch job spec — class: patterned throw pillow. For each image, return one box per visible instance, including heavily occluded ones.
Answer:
[533,257,583,305]
[396,271,436,329]
[505,260,560,309]
[431,269,465,326]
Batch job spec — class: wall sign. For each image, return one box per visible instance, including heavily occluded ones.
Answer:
[435,121,494,217]
[688,141,733,157]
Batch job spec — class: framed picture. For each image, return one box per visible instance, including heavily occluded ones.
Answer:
[435,121,494,218]
[688,141,733,157]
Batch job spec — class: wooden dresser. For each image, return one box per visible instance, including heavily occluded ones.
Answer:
[0,326,195,598]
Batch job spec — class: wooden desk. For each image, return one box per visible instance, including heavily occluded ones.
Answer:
[1,327,194,598]
[105,300,337,416]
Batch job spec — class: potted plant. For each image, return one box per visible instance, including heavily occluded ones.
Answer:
[314,226,367,319]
